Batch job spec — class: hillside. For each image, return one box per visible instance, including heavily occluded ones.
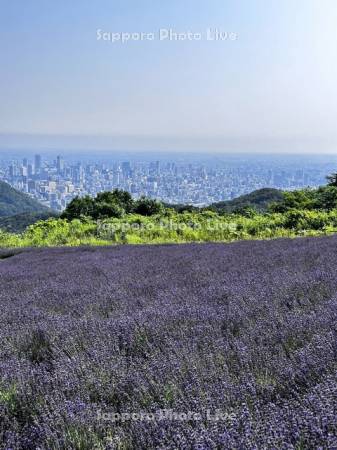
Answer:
[1,237,337,448]
[0,180,49,217]
[0,211,59,233]
[0,180,57,231]
[1,184,337,244]
[210,187,284,213]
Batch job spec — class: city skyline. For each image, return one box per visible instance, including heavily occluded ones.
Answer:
[2,152,337,210]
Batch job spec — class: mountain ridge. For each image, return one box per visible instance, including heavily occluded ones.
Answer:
[210,188,284,213]
[0,180,50,217]
[0,180,57,231]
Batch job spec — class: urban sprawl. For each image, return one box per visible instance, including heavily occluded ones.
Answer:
[0,154,333,211]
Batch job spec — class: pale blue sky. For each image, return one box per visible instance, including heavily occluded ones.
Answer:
[1,0,337,152]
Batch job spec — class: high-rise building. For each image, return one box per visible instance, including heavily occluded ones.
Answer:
[28,164,34,176]
[27,180,36,193]
[34,154,42,174]
[122,161,132,178]
[9,164,18,178]
[56,155,64,174]
[20,166,28,177]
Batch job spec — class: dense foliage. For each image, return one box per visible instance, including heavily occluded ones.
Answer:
[61,190,163,220]
[0,211,59,233]
[1,238,337,448]
[1,206,337,247]
[1,181,337,247]
[270,186,337,213]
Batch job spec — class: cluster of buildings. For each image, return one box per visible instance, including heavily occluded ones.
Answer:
[0,153,333,211]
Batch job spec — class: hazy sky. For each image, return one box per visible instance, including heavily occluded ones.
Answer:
[1,0,337,152]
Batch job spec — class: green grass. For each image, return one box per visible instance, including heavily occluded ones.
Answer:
[1,208,337,248]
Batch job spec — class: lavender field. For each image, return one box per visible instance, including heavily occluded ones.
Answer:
[1,238,337,449]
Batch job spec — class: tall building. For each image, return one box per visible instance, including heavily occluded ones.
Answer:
[20,166,28,177]
[122,161,132,178]
[28,164,34,176]
[34,154,42,174]
[56,155,64,174]
[9,164,18,178]
[27,180,36,193]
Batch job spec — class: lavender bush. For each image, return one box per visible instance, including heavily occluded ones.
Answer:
[1,237,337,449]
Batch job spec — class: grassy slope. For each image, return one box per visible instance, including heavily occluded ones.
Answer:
[0,180,49,217]
[0,181,57,232]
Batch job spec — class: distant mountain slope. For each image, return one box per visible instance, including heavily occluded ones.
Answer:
[210,188,284,213]
[0,211,59,233]
[0,181,58,232]
[0,180,48,217]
